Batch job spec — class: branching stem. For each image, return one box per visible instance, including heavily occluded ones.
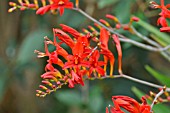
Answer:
[73,8,170,58]
[90,74,170,92]
[150,89,164,111]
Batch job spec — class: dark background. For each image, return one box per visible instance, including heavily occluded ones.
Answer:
[0,0,170,113]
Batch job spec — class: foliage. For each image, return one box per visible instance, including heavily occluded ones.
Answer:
[0,0,169,113]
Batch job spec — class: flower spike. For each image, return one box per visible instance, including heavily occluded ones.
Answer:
[34,24,123,97]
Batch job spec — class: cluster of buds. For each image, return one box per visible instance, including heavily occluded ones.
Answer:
[145,86,170,104]
[8,0,41,12]
[150,0,170,32]
[82,14,139,40]
[106,96,151,113]
[35,24,123,97]
[105,14,139,32]
[8,0,74,15]
[82,14,139,34]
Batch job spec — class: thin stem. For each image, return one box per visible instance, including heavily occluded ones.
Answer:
[131,26,160,47]
[150,89,164,111]
[119,38,170,52]
[131,26,170,62]
[73,8,170,54]
[89,74,170,92]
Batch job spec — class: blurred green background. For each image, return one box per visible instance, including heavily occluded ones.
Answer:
[0,0,170,113]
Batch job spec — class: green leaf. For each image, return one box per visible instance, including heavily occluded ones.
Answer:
[145,65,170,87]
[114,0,133,22]
[0,75,8,102]
[97,0,119,9]
[137,19,170,45]
[17,29,50,64]
[132,87,170,113]
[150,34,167,46]
[55,90,82,106]
[131,87,145,99]
[89,86,103,113]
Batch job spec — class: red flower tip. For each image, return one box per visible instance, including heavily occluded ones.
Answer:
[36,5,51,15]
[160,27,170,32]
[106,14,119,23]
[123,25,130,30]
[106,107,109,113]
[60,24,80,38]
[157,17,168,27]
[99,19,110,27]
[115,24,121,29]
[9,2,17,6]
[131,16,139,22]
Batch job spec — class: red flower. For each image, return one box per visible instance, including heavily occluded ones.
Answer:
[89,50,105,76]
[151,0,170,32]
[106,96,151,113]
[60,24,81,38]
[67,70,84,88]
[112,35,123,74]
[99,28,115,76]
[63,40,89,70]
[54,28,75,48]
[36,0,73,15]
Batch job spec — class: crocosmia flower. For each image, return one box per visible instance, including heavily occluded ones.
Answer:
[36,0,73,15]
[106,96,151,113]
[35,24,123,97]
[151,0,170,32]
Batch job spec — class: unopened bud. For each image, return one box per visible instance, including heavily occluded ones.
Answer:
[8,7,17,13]
[9,2,17,6]
[99,19,110,27]
[131,16,139,22]
[116,24,121,29]
[106,14,119,23]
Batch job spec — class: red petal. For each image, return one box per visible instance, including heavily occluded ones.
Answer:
[63,61,74,69]
[54,28,75,48]
[64,2,74,8]
[60,24,80,38]
[96,66,105,75]
[100,28,110,49]
[157,17,168,27]
[68,79,74,88]
[106,107,109,113]
[45,63,54,71]
[36,5,51,15]
[59,7,64,15]
[160,27,170,32]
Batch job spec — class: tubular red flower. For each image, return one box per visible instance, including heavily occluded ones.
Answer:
[89,50,105,76]
[99,28,115,76]
[151,0,170,32]
[54,28,75,48]
[106,14,120,23]
[36,0,73,15]
[112,34,123,74]
[60,24,81,38]
[106,96,151,113]
[36,5,51,15]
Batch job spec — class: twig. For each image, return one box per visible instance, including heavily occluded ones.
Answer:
[73,8,170,54]
[119,38,170,52]
[150,88,165,112]
[131,26,160,47]
[89,74,170,92]
[131,26,170,61]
